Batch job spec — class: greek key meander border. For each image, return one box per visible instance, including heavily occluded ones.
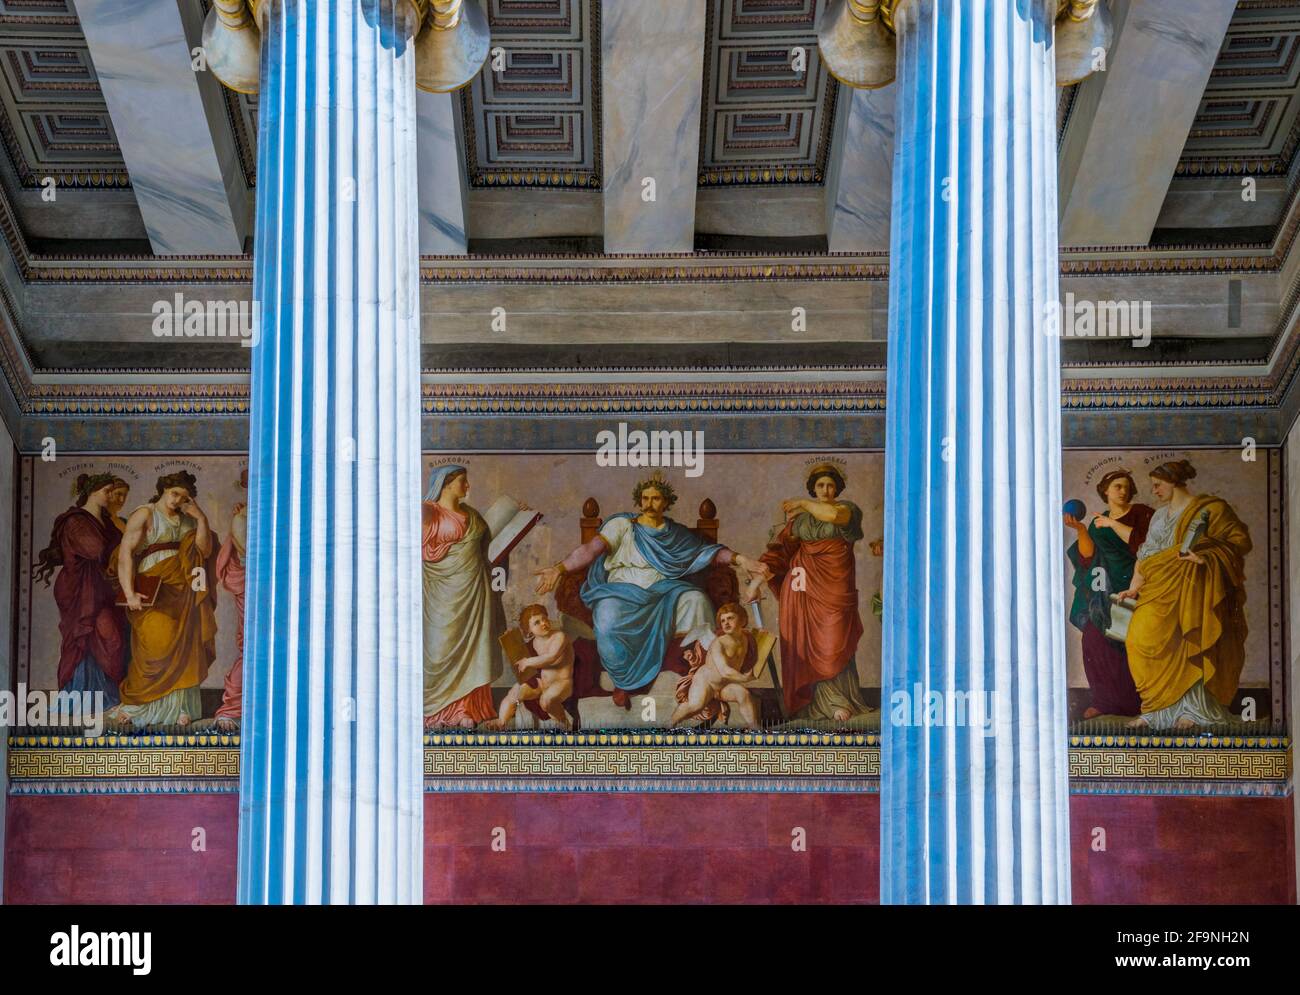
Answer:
[6,740,1292,796]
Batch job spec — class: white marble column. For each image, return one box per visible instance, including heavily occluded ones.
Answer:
[237,0,425,905]
[879,0,1072,904]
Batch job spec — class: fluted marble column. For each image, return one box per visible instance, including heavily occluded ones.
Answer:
[879,0,1072,904]
[238,0,425,905]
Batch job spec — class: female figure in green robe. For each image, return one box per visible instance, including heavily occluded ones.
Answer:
[1063,469,1153,718]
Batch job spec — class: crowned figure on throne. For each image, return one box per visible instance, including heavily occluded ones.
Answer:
[534,471,768,704]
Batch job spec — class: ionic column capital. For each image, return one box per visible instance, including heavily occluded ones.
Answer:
[820,0,1113,90]
[203,0,489,96]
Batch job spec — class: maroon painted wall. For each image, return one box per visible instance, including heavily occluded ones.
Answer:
[3,794,238,905]
[4,792,1294,904]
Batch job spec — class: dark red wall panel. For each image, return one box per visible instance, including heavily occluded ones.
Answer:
[4,794,238,905]
[4,791,1293,904]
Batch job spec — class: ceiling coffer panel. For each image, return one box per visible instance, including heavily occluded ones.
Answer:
[459,0,601,188]
[699,0,839,186]
[1179,0,1300,176]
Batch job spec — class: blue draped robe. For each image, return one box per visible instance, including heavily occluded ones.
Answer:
[580,513,723,690]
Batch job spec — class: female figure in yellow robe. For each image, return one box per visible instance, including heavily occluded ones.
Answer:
[107,471,218,728]
[1115,460,1251,731]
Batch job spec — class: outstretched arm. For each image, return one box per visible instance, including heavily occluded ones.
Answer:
[535,536,608,594]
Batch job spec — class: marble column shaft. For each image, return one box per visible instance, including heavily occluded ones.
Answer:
[881,0,1071,904]
[238,0,424,905]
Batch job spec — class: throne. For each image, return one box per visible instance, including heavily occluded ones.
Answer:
[526,497,739,728]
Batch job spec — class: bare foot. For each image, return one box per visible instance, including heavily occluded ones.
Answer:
[1173,717,1198,732]
[423,716,446,731]
[832,708,851,722]
[483,719,506,731]
[1125,716,1149,729]
[214,716,239,732]
[455,716,475,729]
[1082,707,1101,720]
[177,713,191,727]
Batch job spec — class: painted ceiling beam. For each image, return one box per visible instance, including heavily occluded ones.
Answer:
[1058,0,1238,247]
[600,0,707,253]
[73,0,249,255]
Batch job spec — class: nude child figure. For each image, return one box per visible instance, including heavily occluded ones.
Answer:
[670,603,760,728]
[486,604,574,731]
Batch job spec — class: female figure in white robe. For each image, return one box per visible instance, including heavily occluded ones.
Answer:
[422,465,504,728]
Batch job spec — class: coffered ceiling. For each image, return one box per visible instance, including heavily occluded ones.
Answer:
[0,0,1297,440]
[460,0,601,188]
[0,2,126,189]
[1178,0,1300,178]
[698,0,840,186]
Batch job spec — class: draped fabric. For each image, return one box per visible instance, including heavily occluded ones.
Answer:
[118,527,218,709]
[579,513,723,691]
[47,507,126,691]
[1066,504,1153,716]
[1126,495,1252,715]
[214,525,246,722]
[421,502,503,718]
[759,505,866,718]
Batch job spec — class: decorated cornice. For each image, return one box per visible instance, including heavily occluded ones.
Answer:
[6,374,1292,418]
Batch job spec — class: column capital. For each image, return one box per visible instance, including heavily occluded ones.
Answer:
[203,0,490,95]
[820,0,1113,90]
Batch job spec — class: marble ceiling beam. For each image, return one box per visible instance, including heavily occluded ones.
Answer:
[73,0,250,255]
[416,90,469,254]
[1058,0,1238,247]
[600,0,707,253]
[823,84,896,252]
[8,265,1282,367]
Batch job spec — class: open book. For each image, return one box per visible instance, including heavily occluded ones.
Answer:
[484,495,542,566]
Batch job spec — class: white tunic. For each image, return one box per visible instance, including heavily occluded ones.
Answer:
[137,505,195,574]
[598,516,716,648]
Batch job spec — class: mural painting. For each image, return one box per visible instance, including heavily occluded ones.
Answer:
[14,449,1284,736]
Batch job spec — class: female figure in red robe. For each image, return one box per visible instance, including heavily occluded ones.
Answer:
[32,472,127,704]
[213,469,248,730]
[758,462,871,723]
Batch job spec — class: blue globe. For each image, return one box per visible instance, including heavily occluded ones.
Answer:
[1062,498,1087,520]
